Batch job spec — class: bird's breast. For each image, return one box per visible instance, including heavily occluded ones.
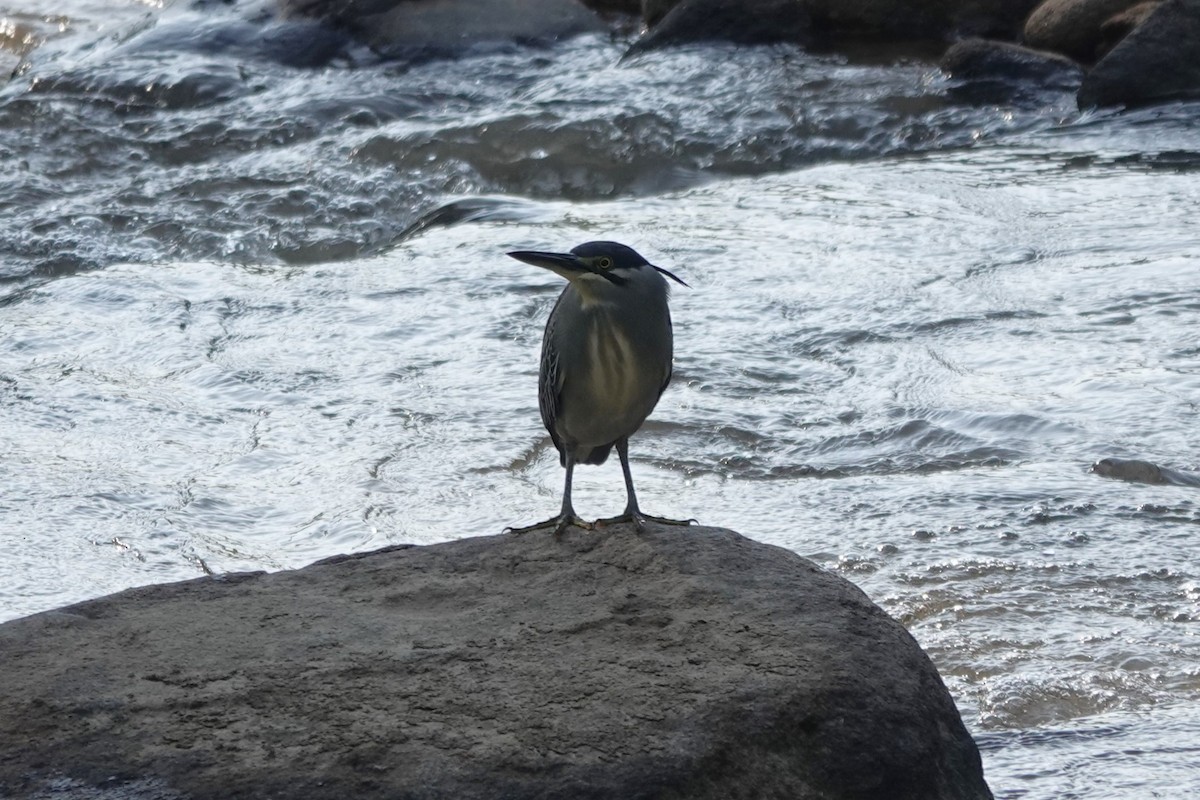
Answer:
[586,316,641,407]
[554,308,666,447]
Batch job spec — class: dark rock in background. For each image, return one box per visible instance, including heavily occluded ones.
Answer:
[628,0,1043,43]
[941,37,1084,92]
[0,525,992,800]
[627,0,812,54]
[578,0,643,13]
[642,0,679,26]
[1095,0,1161,57]
[949,0,1047,38]
[1078,0,1200,106]
[1023,0,1145,62]
[267,0,1199,118]
[801,0,1043,41]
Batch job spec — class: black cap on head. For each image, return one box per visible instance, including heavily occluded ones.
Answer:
[568,241,650,269]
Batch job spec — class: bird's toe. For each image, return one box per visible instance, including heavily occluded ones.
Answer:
[504,518,556,535]
[595,512,694,532]
[508,515,593,537]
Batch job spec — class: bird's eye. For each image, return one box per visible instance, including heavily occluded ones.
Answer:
[597,257,613,270]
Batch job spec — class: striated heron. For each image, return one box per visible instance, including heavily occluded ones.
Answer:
[507,241,691,536]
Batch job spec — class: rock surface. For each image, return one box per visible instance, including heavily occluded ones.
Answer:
[1024,0,1145,62]
[949,0,1047,38]
[1091,457,1200,486]
[1078,0,1200,107]
[940,36,1084,105]
[627,0,813,54]
[631,0,1041,43]
[800,0,1042,40]
[1096,0,1162,54]
[0,525,992,800]
[941,37,1084,85]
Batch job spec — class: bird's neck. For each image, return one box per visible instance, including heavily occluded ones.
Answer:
[570,276,623,310]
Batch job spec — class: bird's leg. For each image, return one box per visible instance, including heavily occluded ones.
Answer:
[506,452,592,536]
[594,438,694,532]
[551,452,591,536]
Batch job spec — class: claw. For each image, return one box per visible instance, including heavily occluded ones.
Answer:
[593,513,694,532]
[505,515,593,537]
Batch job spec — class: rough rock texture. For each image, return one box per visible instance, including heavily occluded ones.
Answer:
[1024,0,1145,62]
[1078,0,1200,106]
[628,0,813,54]
[0,525,992,800]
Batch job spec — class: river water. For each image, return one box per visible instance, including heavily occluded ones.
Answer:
[3,1,1199,797]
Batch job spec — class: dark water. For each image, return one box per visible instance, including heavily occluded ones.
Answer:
[3,2,1200,797]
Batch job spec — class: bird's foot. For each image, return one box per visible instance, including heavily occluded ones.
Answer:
[593,512,696,533]
[505,515,594,537]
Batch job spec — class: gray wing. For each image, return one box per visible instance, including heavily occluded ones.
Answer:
[539,301,567,466]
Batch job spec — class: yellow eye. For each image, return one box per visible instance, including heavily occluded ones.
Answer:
[597,257,613,269]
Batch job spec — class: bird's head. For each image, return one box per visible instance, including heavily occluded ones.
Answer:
[507,241,688,292]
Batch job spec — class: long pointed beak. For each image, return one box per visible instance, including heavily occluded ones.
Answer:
[507,250,607,284]
[507,250,588,279]
[508,250,620,284]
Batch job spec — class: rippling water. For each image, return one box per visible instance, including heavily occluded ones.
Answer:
[3,2,1200,797]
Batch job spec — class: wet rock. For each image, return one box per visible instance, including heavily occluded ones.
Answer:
[1091,457,1200,486]
[627,0,813,54]
[636,0,1042,42]
[940,36,1083,105]
[1078,0,1200,107]
[1024,0,1146,62]
[802,0,1043,41]
[1092,457,1169,484]
[0,525,993,800]
[281,0,605,59]
[941,37,1084,86]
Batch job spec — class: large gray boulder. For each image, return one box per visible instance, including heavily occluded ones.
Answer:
[0,525,991,800]
[1078,0,1200,106]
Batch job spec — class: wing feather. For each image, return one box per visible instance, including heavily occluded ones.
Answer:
[539,300,567,466]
